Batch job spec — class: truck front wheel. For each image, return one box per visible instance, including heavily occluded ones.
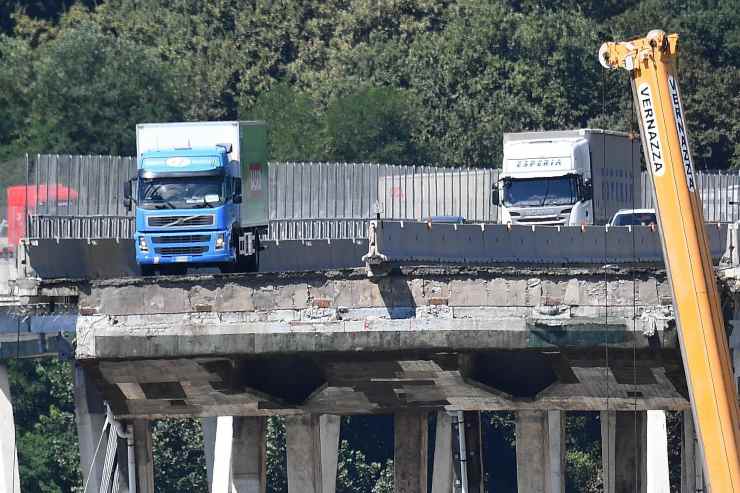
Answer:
[139,265,156,277]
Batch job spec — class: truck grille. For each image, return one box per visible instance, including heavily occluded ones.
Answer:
[514,216,566,225]
[154,246,208,256]
[152,235,210,244]
[147,215,214,227]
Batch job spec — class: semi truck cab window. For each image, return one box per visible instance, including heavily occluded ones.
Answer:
[139,177,225,210]
[503,175,580,207]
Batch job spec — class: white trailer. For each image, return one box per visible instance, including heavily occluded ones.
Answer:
[495,129,641,225]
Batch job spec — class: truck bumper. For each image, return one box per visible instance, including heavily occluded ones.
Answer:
[135,230,235,265]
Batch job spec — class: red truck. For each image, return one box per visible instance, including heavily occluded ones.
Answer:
[5,184,79,253]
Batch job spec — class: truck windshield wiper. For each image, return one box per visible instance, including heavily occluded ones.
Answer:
[145,184,177,209]
[540,180,551,206]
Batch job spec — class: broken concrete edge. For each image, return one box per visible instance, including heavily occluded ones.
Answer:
[30,263,671,289]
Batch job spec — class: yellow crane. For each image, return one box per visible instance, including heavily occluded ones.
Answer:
[599,30,740,491]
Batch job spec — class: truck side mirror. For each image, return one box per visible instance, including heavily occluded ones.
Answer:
[123,180,132,211]
[233,178,242,204]
[491,188,500,206]
[582,180,593,201]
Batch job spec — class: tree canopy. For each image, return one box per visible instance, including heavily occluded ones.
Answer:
[0,0,738,170]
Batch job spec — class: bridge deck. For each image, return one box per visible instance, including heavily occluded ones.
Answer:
[46,265,692,418]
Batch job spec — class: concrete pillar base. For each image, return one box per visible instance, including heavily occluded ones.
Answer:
[601,410,647,493]
[0,364,20,493]
[285,414,340,493]
[232,416,266,493]
[681,410,705,493]
[74,363,107,491]
[515,410,565,493]
[432,412,453,493]
[394,411,428,493]
[133,420,155,493]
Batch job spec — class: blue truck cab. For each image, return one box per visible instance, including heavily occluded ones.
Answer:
[124,121,268,275]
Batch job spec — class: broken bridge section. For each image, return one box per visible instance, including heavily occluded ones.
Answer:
[62,265,688,419]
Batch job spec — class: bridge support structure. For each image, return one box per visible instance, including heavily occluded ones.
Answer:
[515,410,565,493]
[394,411,428,493]
[600,410,673,493]
[285,414,340,493]
[204,416,266,493]
[74,363,107,490]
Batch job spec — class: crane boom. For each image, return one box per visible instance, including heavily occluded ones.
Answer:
[599,30,740,491]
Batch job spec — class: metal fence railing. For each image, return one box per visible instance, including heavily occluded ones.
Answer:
[268,162,500,224]
[640,171,740,223]
[21,154,740,241]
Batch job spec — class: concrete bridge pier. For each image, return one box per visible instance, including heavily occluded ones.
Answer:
[681,410,705,493]
[285,414,340,493]
[132,419,155,493]
[0,364,20,493]
[431,412,453,493]
[74,363,107,490]
[515,410,565,493]
[204,416,266,493]
[601,410,648,493]
[394,411,428,492]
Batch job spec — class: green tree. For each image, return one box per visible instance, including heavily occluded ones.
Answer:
[152,419,207,493]
[406,1,601,166]
[18,18,180,155]
[8,358,82,493]
[325,86,424,164]
[243,83,326,161]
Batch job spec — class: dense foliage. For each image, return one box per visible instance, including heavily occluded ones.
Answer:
[0,0,738,172]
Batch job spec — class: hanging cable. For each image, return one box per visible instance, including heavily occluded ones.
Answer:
[600,62,612,489]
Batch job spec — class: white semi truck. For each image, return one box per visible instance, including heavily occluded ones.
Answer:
[493,129,641,225]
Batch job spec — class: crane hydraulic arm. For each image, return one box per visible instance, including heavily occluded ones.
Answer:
[599,30,740,491]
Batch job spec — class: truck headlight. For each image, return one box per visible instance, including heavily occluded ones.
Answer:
[215,233,225,250]
[139,237,148,253]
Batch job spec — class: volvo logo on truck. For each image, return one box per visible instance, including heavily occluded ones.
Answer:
[638,83,665,177]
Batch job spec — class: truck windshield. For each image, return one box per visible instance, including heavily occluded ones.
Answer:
[503,175,579,207]
[139,177,224,210]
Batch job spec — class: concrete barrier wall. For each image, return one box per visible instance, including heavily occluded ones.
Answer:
[20,222,728,280]
[372,221,728,265]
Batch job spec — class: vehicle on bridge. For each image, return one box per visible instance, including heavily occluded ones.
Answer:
[610,208,657,227]
[494,129,641,226]
[6,184,78,254]
[124,121,268,275]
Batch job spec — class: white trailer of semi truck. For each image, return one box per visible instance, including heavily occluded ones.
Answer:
[494,129,641,225]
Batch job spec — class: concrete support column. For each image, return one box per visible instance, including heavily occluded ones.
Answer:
[232,416,266,493]
[74,363,106,490]
[600,411,647,493]
[681,410,705,493]
[285,414,340,493]
[646,411,670,493]
[431,412,453,493]
[394,411,428,493]
[211,416,234,493]
[202,417,217,491]
[515,410,565,493]
[203,416,266,493]
[133,420,155,493]
[0,364,20,493]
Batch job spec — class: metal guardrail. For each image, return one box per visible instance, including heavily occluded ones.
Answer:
[21,154,740,243]
[28,215,136,240]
